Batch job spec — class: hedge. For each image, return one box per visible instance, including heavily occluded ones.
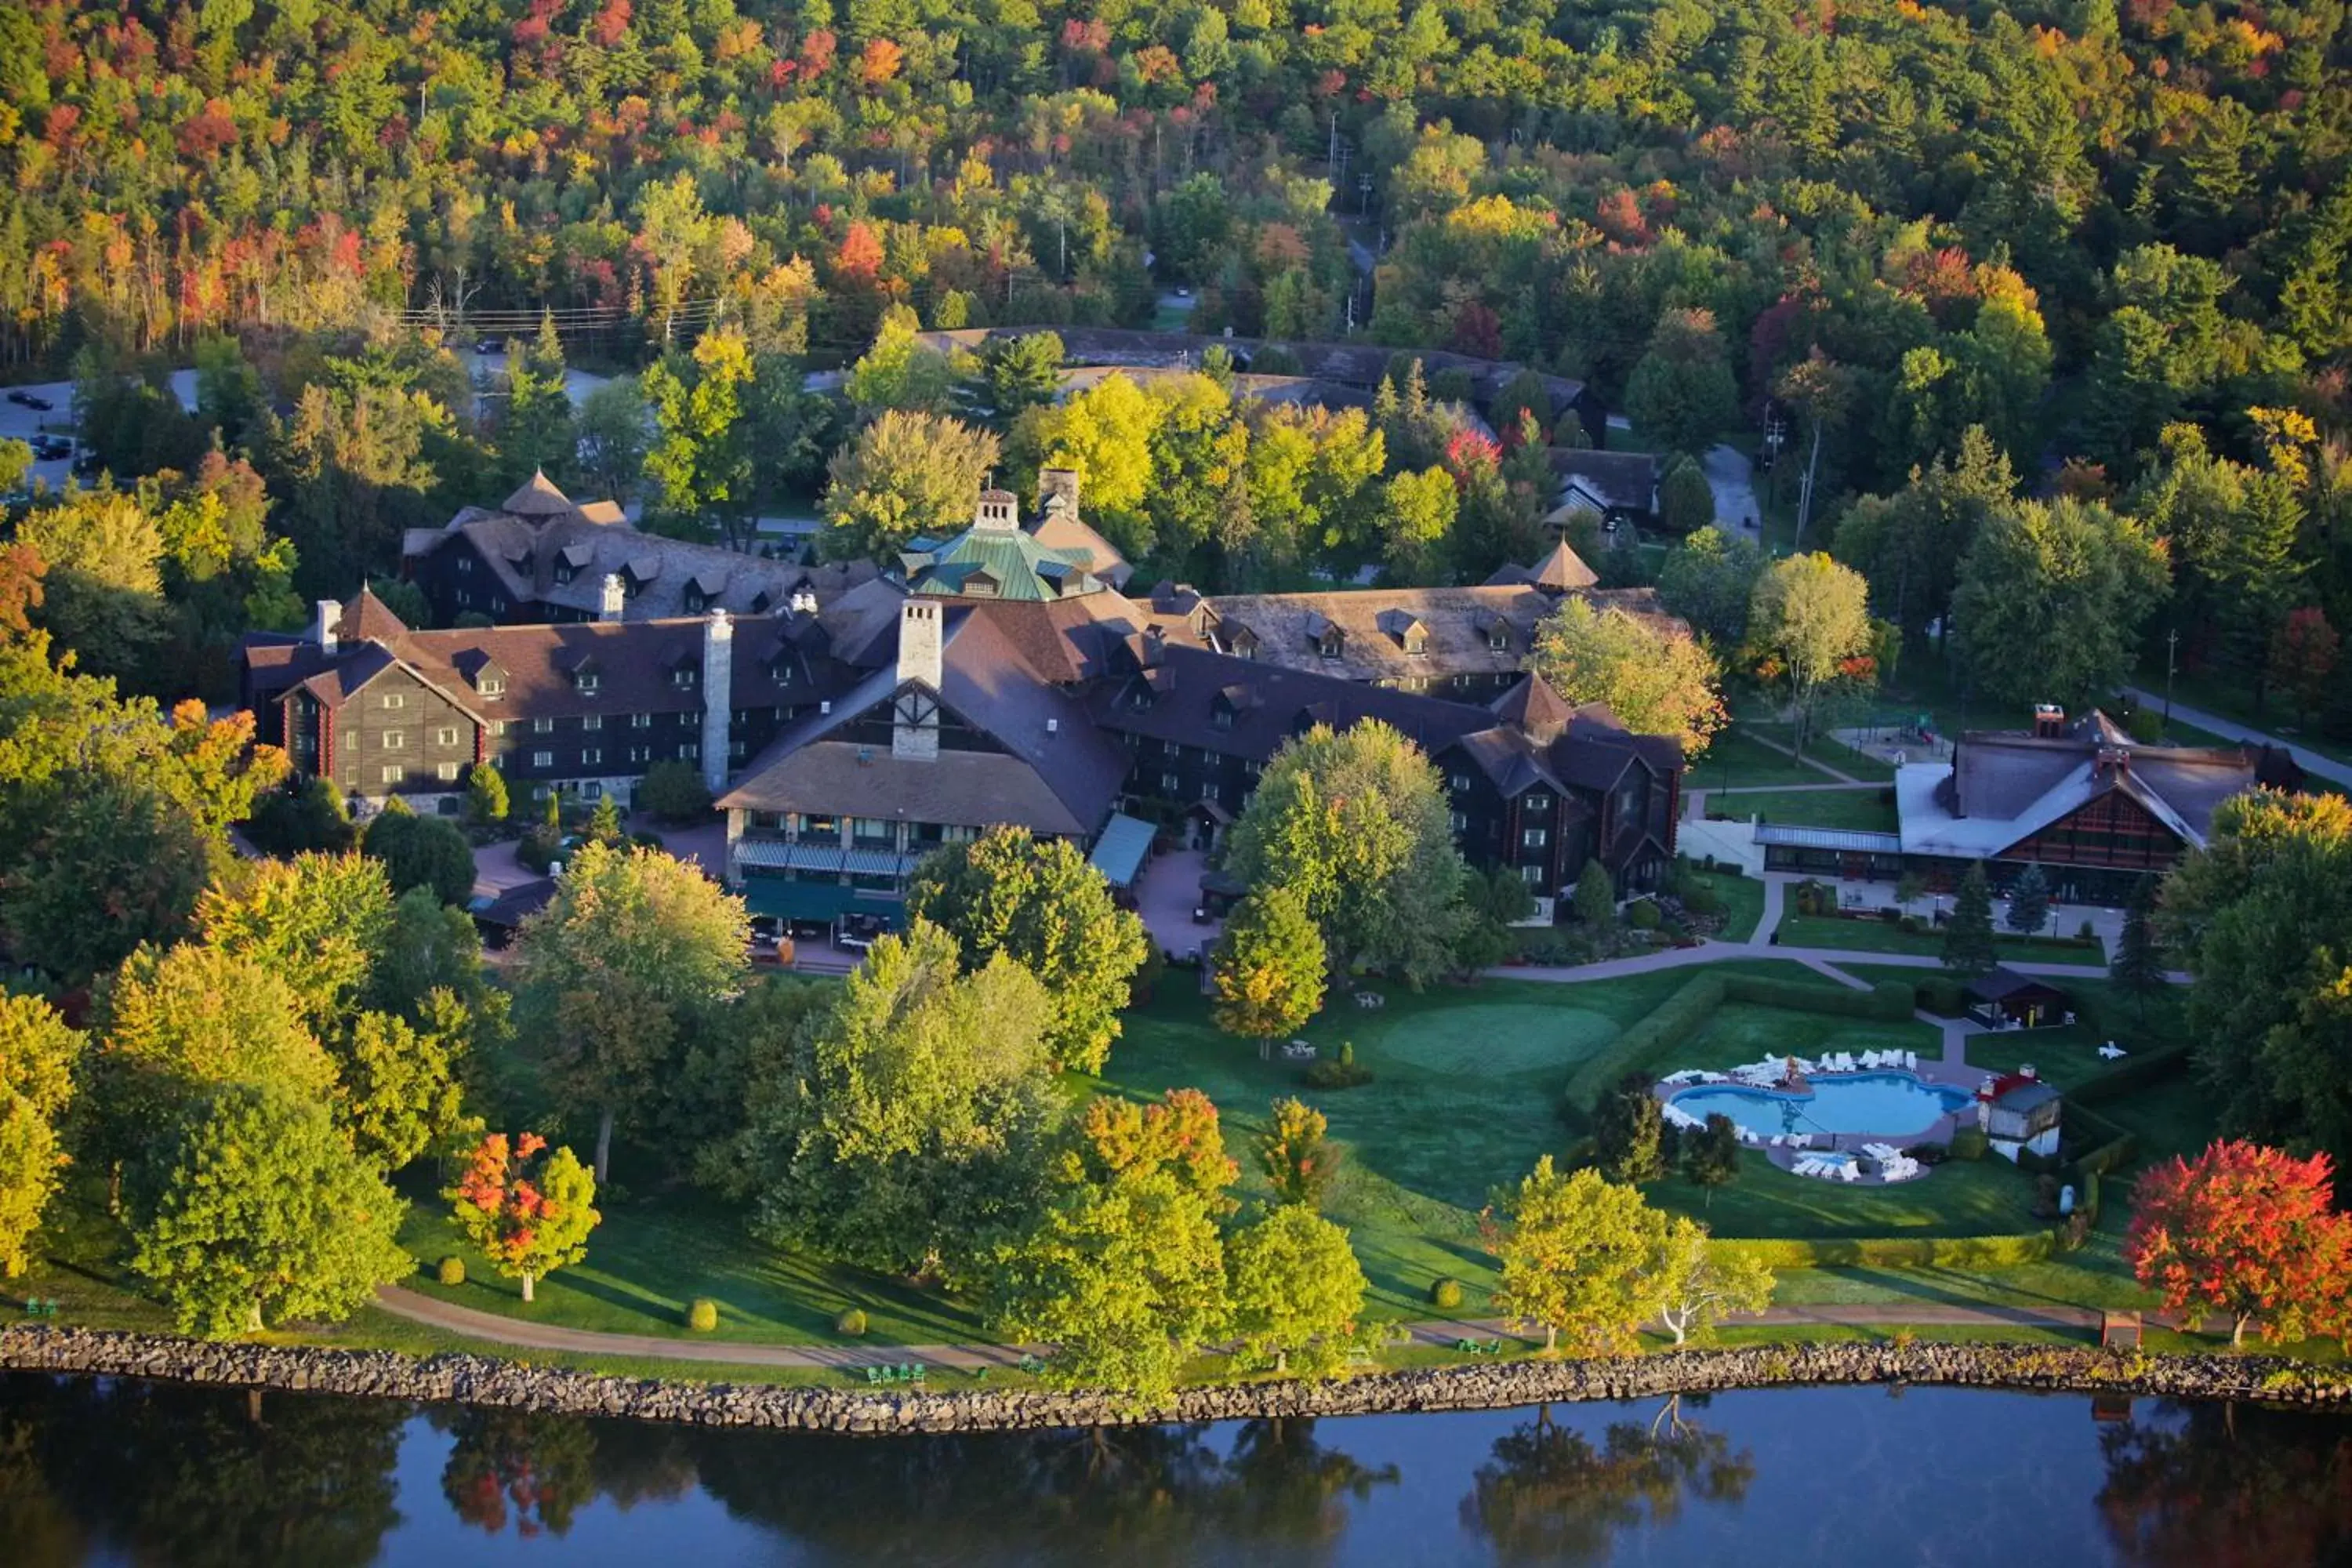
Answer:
[1563,973,1915,1112]
[2067,1042,2195,1106]
[1715,1231,2056,1269]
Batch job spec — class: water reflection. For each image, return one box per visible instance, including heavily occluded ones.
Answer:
[1461,1395,1754,1563]
[0,1373,2346,1564]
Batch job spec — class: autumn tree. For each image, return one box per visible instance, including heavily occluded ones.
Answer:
[1485,1157,1668,1355]
[749,920,1061,1282]
[642,325,757,546]
[1254,1096,1342,1211]
[446,1132,602,1304]
[1744,553,1876,756]
[511,843,749,1185]
[128,1084,410,1337]
[906,826,1148,1074]
[1530,598,1727,757]
[332,1007,471,1171]
[1225,1207,1369,1377]
[1224,721,1467,985]
[1066,1088,1240,1211]
[818,409,1000,561]
[1657,455,1716,535]
[2269,607,2340,727]
[1650,1218,1774,1345]
[195,851,397,1033]
[0,994,80,1276]
[2125,1140,2352,1347]
[1211,884,1327,1040]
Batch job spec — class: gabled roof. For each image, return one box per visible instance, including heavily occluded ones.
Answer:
[1489,673,1574,741]
[902,505,1111,602]
[502,470,575,517]
[1028,510,1133,590]
[334,587,411,643]
[1528,537,1599,592]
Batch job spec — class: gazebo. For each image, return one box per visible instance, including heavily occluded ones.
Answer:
[1965,967,2072,1029]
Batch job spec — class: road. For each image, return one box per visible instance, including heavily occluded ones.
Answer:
[1702,443,1761,535]
[2119,684,2352,789]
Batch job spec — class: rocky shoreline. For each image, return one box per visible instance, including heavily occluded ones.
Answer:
[2,1327,2347,1432]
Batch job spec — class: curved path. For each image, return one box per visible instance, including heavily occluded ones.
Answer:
[2120,684,2352,789]
[374,1285,2156,1370]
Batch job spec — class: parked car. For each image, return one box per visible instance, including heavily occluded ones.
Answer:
[5,391,34,408]
[14,393,53,412]
[31,438,70,461]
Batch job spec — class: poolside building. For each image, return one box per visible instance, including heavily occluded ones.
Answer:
[1965,969,2074,1030]
[1979,1070,2063,1161]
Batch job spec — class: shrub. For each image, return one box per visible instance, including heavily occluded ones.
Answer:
[1716,1231,2054,1269]
[2077,918,2096,940]
[2068,1042,2194,1105]
[1304,1040,1374,1090]
[1948,1125,1989,1161]
[1429,1278,1465,1310]
[1628,899,1661,931]
[1900,1142,1948,1166]
[637,759,714,823]
[1915,978,1966,1015]
[1897,914,1923,934]
[1683,886,1721,917]
[688,1298,720,1332]
[836,1307,869,1337]
[436,1256,466,1287]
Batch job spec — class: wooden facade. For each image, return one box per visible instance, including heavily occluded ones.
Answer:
[1998,789,2181,873]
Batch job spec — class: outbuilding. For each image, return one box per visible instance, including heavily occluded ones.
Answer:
[1965,967,2072,1030]
[1979,1069,2063,1161]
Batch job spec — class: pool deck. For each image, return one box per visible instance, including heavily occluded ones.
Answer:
[1658,1058,1999,1185]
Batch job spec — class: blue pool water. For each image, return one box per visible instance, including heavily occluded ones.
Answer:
[1671,1072,1976,1139]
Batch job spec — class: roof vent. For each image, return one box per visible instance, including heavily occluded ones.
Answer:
[856,746,873,764]
[1045,718,1058,735]
[820,700,832,715]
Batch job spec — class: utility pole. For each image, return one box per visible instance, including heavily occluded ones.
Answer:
[2164,626,2179,737]
[1793,419,1823,551]
[1328,112,1339,170]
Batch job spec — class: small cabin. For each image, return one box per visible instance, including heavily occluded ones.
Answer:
[1979,1069,2063,1160]
[1965,967,2072,1030]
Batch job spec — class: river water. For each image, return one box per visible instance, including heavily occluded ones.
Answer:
[2,1373,2347,1566]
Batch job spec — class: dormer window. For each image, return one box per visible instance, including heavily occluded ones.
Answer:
[1212,703,1235,731]
[672,666,697,688]
[554,562,575,586]
[575,670,600,695]
[684,586,706,614]
[1131,686,1156,713]
[1487,627,1510,652]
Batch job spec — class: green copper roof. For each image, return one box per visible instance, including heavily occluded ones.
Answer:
[899,506,1106,601]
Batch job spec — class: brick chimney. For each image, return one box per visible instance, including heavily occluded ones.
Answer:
[313,600,343,654]
[700,610,733,794]
[600,573,626,622]
[2032,704,2065,739]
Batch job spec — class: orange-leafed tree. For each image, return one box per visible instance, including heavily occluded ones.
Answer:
[1070,1087,1238,1210]
[2124,1139,2352,1347]
[446,1133,601,1303]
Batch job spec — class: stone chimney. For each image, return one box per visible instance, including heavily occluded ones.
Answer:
[894,600,944,762]
[2032,703,2065,739]
[1038,466,1081,517]
[700,610,733,794]
[313,600,343,654]
[600,573,626,622]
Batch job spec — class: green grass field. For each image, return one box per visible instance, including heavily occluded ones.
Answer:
[1773,913,2103,965]
[1717,786,1900,834]
[1693,869,1766,942]
[1729,721,1901,782]
[1694,730,1846,789]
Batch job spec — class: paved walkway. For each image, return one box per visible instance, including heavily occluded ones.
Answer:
[2119,684,2352,789]
[374,1286,2161,1367]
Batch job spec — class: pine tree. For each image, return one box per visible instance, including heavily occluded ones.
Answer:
[2114,877,2168,1018]
[1941,862,1998,976]
[1594,1073,1665,1183]
[1573,862,1617,928]
[2005,863,2052,937]
[586,793,624,846]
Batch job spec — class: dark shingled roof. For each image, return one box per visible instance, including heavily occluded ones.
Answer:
[1965,967,2071,1004]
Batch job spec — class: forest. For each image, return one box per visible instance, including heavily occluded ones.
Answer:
[2,0,2352,713]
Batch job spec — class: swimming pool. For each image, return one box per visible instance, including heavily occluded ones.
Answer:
[1669,1073,1976,1141]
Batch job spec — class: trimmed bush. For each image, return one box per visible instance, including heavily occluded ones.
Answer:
[1429,1278,1465,1310]
[1304,1041,1374,1090]
[836,1307,869,1337]
[1716,1231,2055,1269]
[1915,978,1966,1016]
[436,1256,465,1287]
[1628,900,1662,931]
[1948,1125,1989,1161]
[2068,1042,2194,1105]
[688,1298,720,1332]
[517,825,561,873]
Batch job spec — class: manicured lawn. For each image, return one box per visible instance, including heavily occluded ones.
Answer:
[1693,869,1765,942]
[1646,1148,2046,1240]
[397,1186,993,1348]
[1955,1023,2127,1088]
[1772,913,2103,965]
[1715,786,1898,834]
[1732,720,1900,782]
[1693,729,1845,789]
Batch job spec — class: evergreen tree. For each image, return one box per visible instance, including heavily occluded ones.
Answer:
[1593,1073,1666,1183]
[1573,862,1617,928]
[586,794,624,846]
[1942,863,1999,976]
[2114,877,2169,1018]
[466,764,508,826]
[2005,863,2052,937]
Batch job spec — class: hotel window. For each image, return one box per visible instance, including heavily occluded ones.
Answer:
[1161,772,1181,793]
[628,746,650,764]
[533,717,554,734]
[381,731,405,749]
[575,670,601,695]
[480,677,506,699]
[679,742,699,760]
[1200,781,1220,801]
[532,750,554,768]
[380,693,405,710]
[380,765,405,784]
[672,667,696,688]
[582,714,603,731]
[489,720,507,736]
[1520,864,1544,884]
[1525,792,1550,811]
[437,761,461,782]
[631,713,653,728]
[1451,811,1468,834]
[434,727,459,746]
[457,557,472,575]
[1450,774,1472,792]
[731,739,746,757]
[583,749,602,767]
[1523,826,1548,849]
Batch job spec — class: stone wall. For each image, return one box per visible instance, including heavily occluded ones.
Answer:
[2,1327,2346,1434]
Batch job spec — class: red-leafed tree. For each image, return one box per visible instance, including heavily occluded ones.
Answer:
[2124,1139,2352,1347]
[445,1133,601,1303]
[2268,605,2340,726]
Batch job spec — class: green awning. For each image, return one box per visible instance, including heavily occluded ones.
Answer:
[1088,812,1156,890]
[741,880,904,924]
